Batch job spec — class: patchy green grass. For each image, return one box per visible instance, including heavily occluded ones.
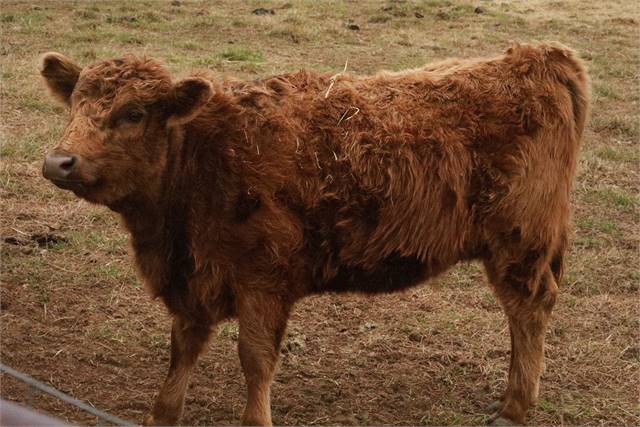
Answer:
[17,98,61,113]
[115,33,144,45]
[591,115,639,140]
[576,216,621,237]
[268,27,310,43]
[583,188,638,213]
[219,47,264,63]
[595,146,638,163]
[0,124,64,162]
[95,263,133,284]
[217,322,239,340]
[593,82,621,100]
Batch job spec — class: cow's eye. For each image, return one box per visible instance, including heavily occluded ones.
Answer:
[125,110,145,123]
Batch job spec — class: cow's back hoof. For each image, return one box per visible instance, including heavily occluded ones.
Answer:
[141,414,155,426]
[489,416,521,426]
[142,413,176,426]
[486,400,503,413]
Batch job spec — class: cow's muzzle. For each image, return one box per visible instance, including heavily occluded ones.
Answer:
[42,152,76,182]
[42,151,96,193]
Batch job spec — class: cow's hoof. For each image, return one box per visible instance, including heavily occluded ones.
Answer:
[488,416,520,426]
[142,413,176,426]
[142,414,156,426]
[486,400,502,413]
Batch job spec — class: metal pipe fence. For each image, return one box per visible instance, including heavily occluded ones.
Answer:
[0,362,135,426]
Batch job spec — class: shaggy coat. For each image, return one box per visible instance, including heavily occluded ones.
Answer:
[40,42,589,426]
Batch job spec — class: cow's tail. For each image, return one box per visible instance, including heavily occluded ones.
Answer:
[544,42,591,143]
[506,42,591,143]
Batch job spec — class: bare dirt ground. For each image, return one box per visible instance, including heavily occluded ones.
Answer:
[1,1,638,425]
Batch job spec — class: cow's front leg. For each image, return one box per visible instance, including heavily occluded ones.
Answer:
[143,316,212,426]
[237,293,291,426]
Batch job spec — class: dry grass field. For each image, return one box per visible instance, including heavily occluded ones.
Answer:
[1,0,638,425]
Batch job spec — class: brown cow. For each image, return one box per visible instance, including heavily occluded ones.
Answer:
[39,42,589,426]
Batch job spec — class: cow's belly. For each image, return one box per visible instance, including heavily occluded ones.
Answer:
[317,251,453,294]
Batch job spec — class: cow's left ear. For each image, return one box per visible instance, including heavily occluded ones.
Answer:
[166,77,213,126]
[40,52,82,106]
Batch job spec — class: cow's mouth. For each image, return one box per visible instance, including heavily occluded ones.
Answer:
[50,178,85,189]
[49,177,99,196]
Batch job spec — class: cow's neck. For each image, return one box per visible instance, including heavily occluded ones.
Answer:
[115,127,198,306]
[114,92,241,309]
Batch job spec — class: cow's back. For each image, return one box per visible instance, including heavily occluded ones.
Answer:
[294,43,587,293]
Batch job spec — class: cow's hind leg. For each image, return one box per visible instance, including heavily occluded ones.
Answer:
[143,316,213,426]
[237,292,290,426]
[484,247,560,425]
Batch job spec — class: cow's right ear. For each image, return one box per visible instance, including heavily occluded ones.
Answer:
[40,52,82,106]
[166,77,214,126]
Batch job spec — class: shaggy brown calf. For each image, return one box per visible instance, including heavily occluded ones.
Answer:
[40,42,589,426]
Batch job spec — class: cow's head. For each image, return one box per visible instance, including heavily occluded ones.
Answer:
[40,52,213,208]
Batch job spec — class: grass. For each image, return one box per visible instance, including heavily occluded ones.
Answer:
[0,1,638,426]
[595,146,638,163]
[218,322,239,340]
[18,98,61,113]
[95,263,133,284]
[115,33,144,45]
[591,115,639,140]
[593,82,621,100]
[0,122,66,162]
[576,216,621,237]
[581,187,638,214]
[268,27,309,43]
[219,47,264,63]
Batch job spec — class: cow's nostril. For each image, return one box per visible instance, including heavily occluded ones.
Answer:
[43,153,77,181]
[59,156,75,171]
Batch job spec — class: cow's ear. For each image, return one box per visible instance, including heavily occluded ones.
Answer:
[40,52,82,106]
[166,77,213,126]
